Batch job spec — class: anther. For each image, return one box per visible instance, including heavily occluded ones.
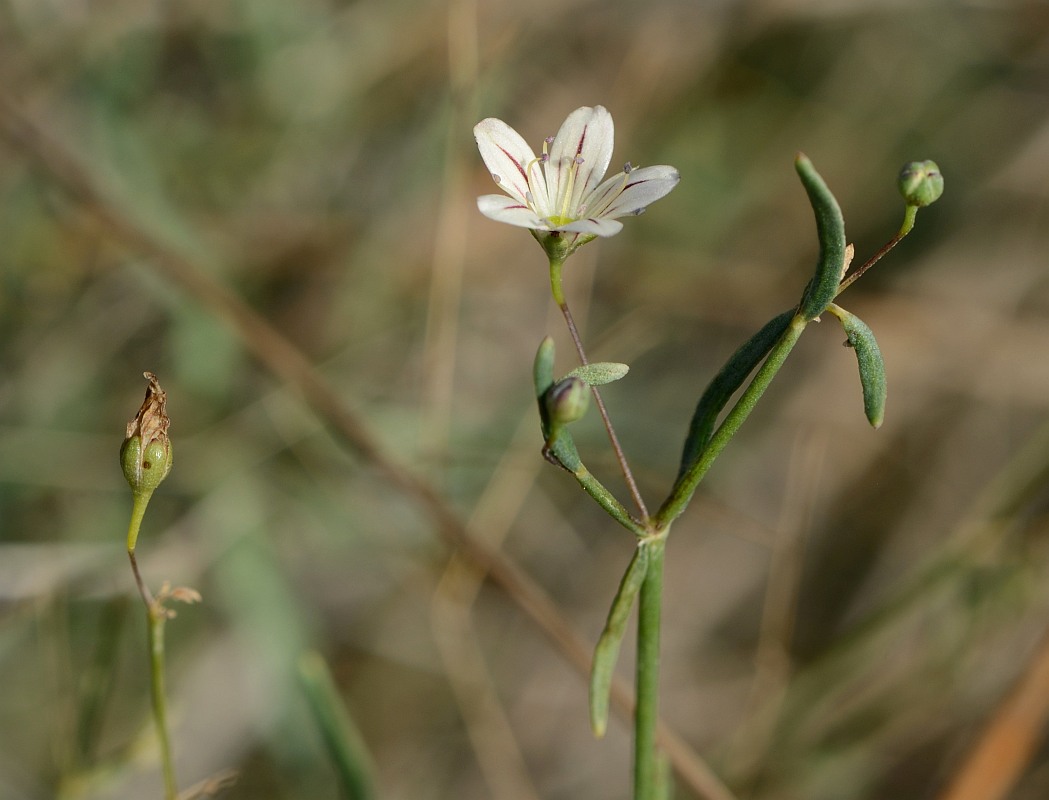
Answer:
[492,173,501,184]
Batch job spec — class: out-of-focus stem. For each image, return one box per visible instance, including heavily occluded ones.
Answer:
[147,605,178,800]
[127,493,178,800]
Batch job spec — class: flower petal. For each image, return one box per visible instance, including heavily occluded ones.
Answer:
[474,117,542,207]
[590,165,681,219]
[477,194,547,229]
[545,106,614,217]
[558,216,623,237]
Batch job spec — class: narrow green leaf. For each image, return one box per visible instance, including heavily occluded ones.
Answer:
[533,336,556,399]
[677,309,794,480]
[829,304,887,428]
[795,154,847,321]
[565,362,630,386]
[298,651,376,800]
[590,543,651,738]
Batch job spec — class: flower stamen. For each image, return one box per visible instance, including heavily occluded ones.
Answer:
[559,155,585,222]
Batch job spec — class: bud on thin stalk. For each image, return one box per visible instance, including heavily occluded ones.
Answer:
[898,160,944,208]
[121,372,173,552]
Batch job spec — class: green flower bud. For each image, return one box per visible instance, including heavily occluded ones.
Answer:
[543,376,590,428]
[898,160,943,207]
[120,372,173,497]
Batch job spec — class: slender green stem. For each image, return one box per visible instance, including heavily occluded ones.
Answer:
[634,535,667,800]
[549,256,650,521]
[147,605,178,800]
[656,314,808,527]
[128,550,155,615]
[126,490,152,553]
[836,205,918,295]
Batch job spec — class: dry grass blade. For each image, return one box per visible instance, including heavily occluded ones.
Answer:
[936,627,1049,800]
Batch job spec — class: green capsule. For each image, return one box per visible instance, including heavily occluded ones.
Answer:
[120,434,173,496]
[898,160,944,208]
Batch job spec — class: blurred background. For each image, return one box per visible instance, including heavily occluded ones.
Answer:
[2,0,1049,798]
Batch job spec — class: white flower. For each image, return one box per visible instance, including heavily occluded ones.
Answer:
[473,105,680,242]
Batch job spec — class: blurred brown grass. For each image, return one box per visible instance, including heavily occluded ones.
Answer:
[3,1,1049,798]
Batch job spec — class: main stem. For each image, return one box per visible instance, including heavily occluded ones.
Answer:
[634,537,666,800]
[550,257,649,521]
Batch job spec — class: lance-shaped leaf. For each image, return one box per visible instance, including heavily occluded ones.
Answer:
[589,542,651,738]
[677,309,795,481]
[795,154,847,321]
[534,336,557,397]
[828,304,887,428]
[564,362,630,386]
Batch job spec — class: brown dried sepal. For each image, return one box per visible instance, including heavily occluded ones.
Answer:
[125,371,170,447]
[152,581,203,619]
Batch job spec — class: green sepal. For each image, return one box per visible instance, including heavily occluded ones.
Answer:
[677,309,795,481]
[564,362,630,386]
[828,304,887,428]
[589,541,651,738]
[795,154,847,321]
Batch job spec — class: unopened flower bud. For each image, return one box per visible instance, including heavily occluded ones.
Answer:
[120,372,173,497]
[543,376,590,428]
[898,160,943,207]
